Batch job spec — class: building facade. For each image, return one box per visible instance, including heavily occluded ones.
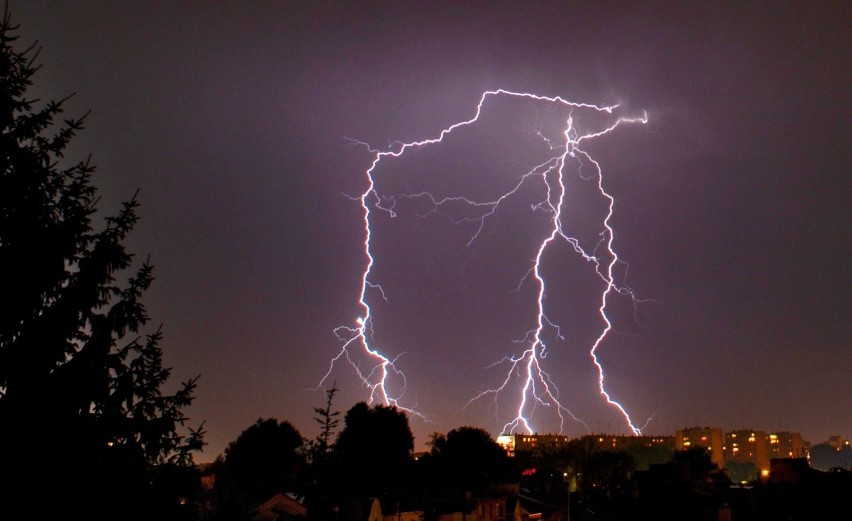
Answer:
[725,429,770,477]
[581,434,675,452]
[769,431,808,459]
[676,426,725,468]
[496,433,571,455]
[498,428,812,478]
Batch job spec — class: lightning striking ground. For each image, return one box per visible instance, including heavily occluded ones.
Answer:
[321,89,648,435]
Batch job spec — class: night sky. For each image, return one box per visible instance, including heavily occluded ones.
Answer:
[14,2,850,462]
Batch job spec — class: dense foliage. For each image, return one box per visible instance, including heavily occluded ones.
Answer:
[415,426,517,512]
[0,10,203,520]
[334,401,415,508]
[210,418,304,520]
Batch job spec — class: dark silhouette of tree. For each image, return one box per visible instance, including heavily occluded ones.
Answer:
[440,426,516,494]
[674,446,717,481]
[211,418,305,520]
[417,426,517,514]
[311,382,340,459]
[426,430,446,451]
[305,384,341,520]
[0,9,203,520]
[583,450,634,498]
[333,402,414,512]
[628,448,728,520]
[725,460,758,483]
[622,441,674,471]
[809,443,852,471]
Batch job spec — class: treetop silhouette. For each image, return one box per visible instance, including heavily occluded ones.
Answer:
[0,8,203,519]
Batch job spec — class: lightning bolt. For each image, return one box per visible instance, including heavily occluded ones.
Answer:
[321,89,649,434]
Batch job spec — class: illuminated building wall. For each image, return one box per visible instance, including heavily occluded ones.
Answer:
[725,430,770,475]
[581,434,675,452]
[496,433,571,455]
[498,429,812,470]
[498,433,675,459]
[496,434,516,455]
[676,426,725,468]
[769,431,808,459]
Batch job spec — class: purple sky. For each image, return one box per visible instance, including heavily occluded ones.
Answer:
[14,2,850,462]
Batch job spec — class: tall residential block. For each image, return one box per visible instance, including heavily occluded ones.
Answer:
[769,431,808,459]
[496,433,571,455]
[676,426,725,468]
[725,430,770,476]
